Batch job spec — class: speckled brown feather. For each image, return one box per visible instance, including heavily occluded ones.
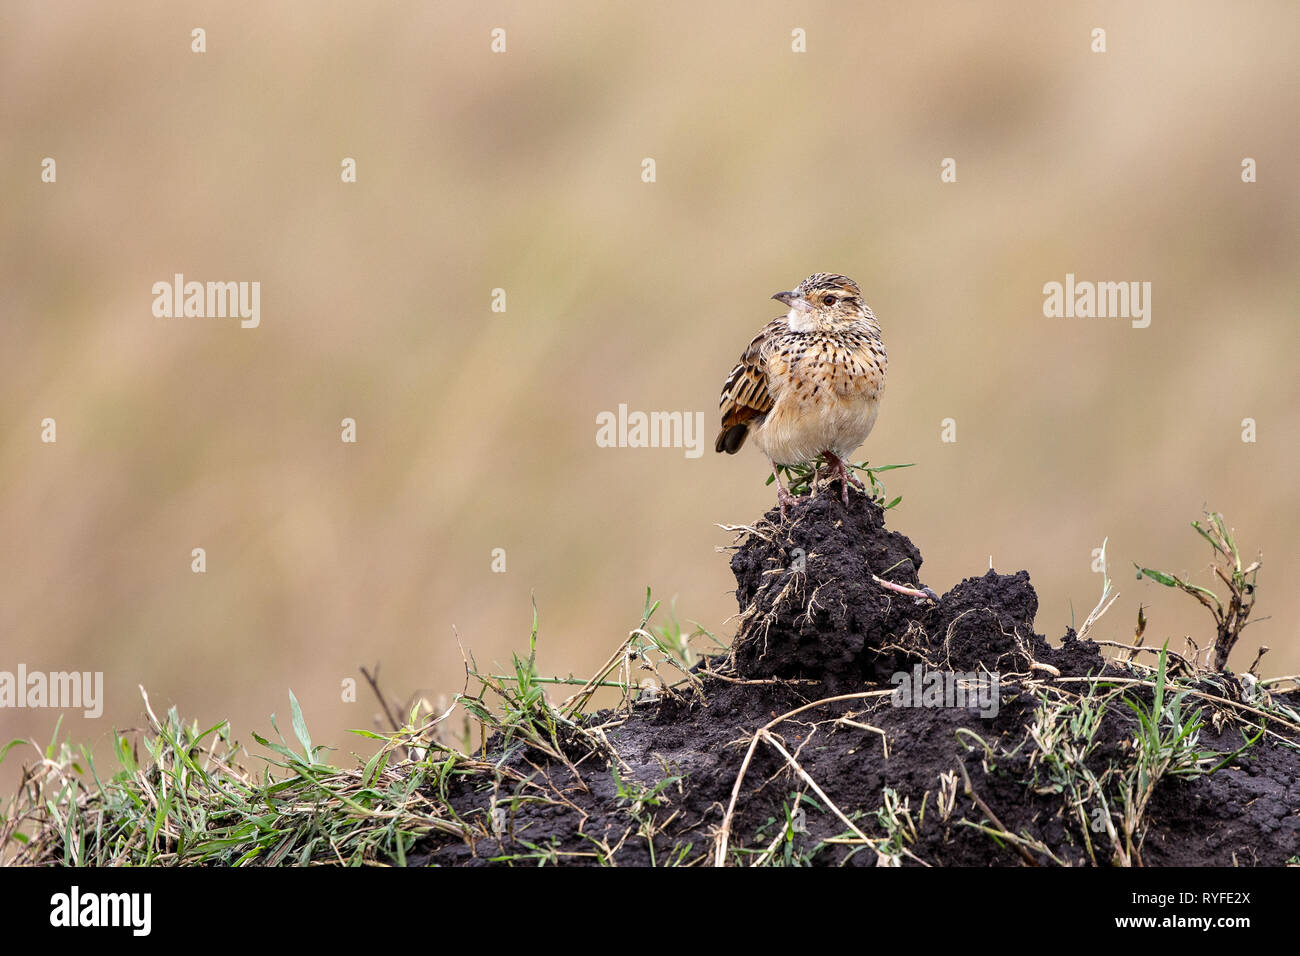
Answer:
[715,321,781,454]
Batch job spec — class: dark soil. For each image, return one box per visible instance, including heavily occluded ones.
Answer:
[411,487,1300,866]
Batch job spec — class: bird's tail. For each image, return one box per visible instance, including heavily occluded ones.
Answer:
[715,424,748,454]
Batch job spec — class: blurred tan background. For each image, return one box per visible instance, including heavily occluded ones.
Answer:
[2,1,1298,793]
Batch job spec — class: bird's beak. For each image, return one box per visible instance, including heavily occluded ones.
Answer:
[773,291,812,312]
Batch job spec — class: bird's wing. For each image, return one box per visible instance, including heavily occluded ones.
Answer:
[715,319,781,453]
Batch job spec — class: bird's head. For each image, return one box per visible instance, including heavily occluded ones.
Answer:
[773,273,870,330]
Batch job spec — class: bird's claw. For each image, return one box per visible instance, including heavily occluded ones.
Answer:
[777,487,798,520]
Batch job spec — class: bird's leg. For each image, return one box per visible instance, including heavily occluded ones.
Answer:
[822,452,865,505]
[770,461,797,519]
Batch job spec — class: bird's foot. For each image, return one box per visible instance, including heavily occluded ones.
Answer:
[823,453,865,505]
[776,485,798,520]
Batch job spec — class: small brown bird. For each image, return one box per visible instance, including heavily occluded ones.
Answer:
[715,273,887,517]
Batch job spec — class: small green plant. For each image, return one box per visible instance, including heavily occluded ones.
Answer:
[1025,679,1120,866]
[1135,511,1260,671]
[767,459,912,509]
[739,792,824,866]
[872,787,925,866]
[1115,645,1261,864]
[612,766,679,811]
[459,598,585,768]
[649,601,725,670]
[1,689,480,866]
[1020,646,1261,866]
[612,765,684,867]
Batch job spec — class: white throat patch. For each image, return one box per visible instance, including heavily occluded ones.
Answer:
[787,308,816,332]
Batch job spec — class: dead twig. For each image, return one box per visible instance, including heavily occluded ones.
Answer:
[713,690,895,865]
[871,573,938,602]
[955,761,1038,867]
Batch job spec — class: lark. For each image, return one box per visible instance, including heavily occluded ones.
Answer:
[715,273,887,518]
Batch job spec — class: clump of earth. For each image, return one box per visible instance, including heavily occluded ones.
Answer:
[414,490,1300,866]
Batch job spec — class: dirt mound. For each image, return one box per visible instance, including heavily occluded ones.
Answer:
[414,488,1300,866]
[727,490,1096,689]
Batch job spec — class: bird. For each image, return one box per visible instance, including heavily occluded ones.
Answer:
[715,273,887,518]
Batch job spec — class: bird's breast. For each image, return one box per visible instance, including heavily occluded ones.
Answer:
[753,328,887,464]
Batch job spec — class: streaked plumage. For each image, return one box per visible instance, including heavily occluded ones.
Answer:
[716,273,887,516]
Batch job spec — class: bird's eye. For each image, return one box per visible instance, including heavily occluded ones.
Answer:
[822,295,836,306]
